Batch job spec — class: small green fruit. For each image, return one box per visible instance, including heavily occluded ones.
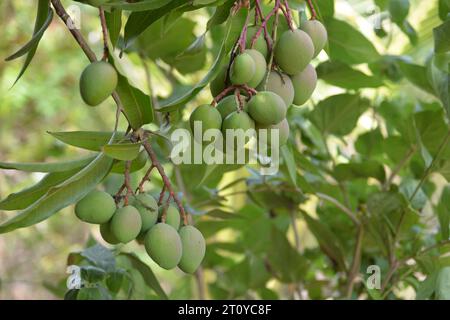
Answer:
[210,65,228,98]
[222,111,256,149]
[300,20,328,58]
[189,104,222,140]
[145,223,182,269]
[132,193,158,233]
[216,95,246,119]
[274,29,314,75]
[178,226,206,274]
[244,49,267,88]
[291,64,317,106]
[262,71,294,107]
[110,206,142,243]
[256,118,290,146]
[161,205,181,230]
[246,25,269,58]
[99,222,120,245]
[230,53,256,85]
[248,91,287,125]
[75,190,116,224]
[79,61,118,106]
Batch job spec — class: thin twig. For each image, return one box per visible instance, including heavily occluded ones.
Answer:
[306,0,317,19]
[316,192,359,226]
[345,225,364,299]
[136,165,155,193]
[98,7,109,60]
[142,139,188,225]
[383,146,417,191]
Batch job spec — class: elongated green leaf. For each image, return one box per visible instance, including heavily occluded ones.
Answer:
[110,55,154,129]
[7,0,53,85]
[105,8,122,49]
[308,94,368,136]
[0,155,97,173]
[281,145,297,187]
[206,0,234,30]
[301,211,347,271]
[434,20,450,54]
[0,154,113,234]
[103,143,141,161]
[105,0,172,12]
[397,60,435,95]
[123,0,186,48]
[325,18,380,64]
[48,131,126,151]
[158,7,248,112]
[120,253,168,300]
[0,169,80,211]
[111,151,148,173]
[317,61,384,89]
[333,161,386,182]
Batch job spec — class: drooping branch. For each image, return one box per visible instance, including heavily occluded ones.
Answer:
[142,139,188,226]
[306,0,317,20]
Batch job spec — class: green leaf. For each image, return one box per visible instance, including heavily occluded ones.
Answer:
[0,155,97,173]
[103,143,141,161]
[437,186,450,239]
[267,227,308,283]
[123,0,187,49]
[281,145,297,187]
[436,267,450,299]
[389,0,410,25]
[416,272,438,300]
[81,244,116,272]
[105,8,122,49]
[325,18,380,64]
[48,131,126,151]
[414,110,450,159]
[158,6,248,112]
[308,94,368,136]
[333,161,386,182]
[80,266,106,283]
[439,0,450,20]
[0,154,113,234]
[120,253,168,300]
[301,211,347,271]
[6,0,53,85]
[105,0,173,12]
[206,0,234,29]
[317,61,384,90]
[427,56,450,120]
[0,168,80,211]
[397,60,435,95]
[434,20,450,54]
[111,55,154,129]
[111,151,148,174]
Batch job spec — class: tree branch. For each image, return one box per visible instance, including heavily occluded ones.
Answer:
[316,192,359,226]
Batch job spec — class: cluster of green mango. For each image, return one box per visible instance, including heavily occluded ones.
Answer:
[75,190,206,273]
[190,20,327,148]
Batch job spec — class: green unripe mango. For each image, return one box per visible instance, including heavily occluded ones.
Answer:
[216,95,248,119]
[222,111,256,149]
[79,61,118,106]
[178,226,206,274]
[274,29,314,75]
[99,222,120,245]
[244,49,267,88]
[300,20,328,58]
[75,190,116,224]
[210,65,228,98]
[248,91,287,125]
[110,205,142,243]
[256,118,290,146]
[145,223,182,269]
[230,53,256,85]
[132,193,158,233]
[262,71,294,107]
[246,25,269,58]
[159,205,181,230]
[291,64,317,106]
[189,104,222,139]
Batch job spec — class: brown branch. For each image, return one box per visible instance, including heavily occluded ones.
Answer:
[98,7,109,60]
[136,165,155,193]
[345,225,364,299]
[142,139,188,226]
[306,0,317,20]
[251,0,281,49]
[123,161,134,205]
[281,0,295,30]
[212,84,257,105]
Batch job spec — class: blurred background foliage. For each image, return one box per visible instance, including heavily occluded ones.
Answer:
[0,0,449,299]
